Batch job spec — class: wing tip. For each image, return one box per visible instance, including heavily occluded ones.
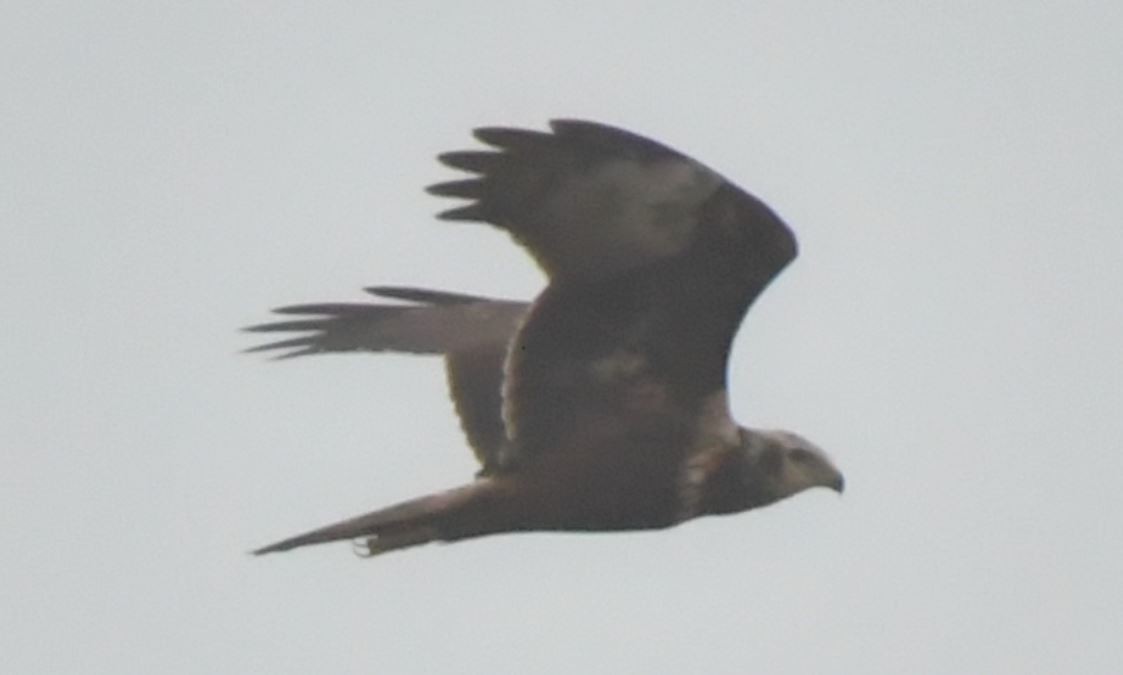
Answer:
[436,150,500,174]
[426,178,482,199]
[433,204,487,222]
[364,286,483,305]
[240,335,319,359]
[471,125,557,150]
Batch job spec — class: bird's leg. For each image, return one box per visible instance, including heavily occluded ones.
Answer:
[351,526,440,558]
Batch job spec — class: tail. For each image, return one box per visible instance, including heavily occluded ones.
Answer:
[253,484,476,557]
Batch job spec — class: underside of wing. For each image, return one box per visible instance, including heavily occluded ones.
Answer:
[445,344,511,473]
[429,121,799,465]
[244,286,521,358]
[245,286,528,469]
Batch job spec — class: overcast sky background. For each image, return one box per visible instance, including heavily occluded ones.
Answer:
[4,3,1122,673]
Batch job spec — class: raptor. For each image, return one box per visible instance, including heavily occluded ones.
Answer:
[248,120,843,557]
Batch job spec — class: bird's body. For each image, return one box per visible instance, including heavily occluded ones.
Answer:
[248,120,843,558]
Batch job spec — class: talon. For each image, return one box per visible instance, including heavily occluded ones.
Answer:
[351,537,377,558]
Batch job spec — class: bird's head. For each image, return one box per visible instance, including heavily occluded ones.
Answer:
[746,428,844,501]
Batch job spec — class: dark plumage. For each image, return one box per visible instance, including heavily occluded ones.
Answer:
[248,120,842,558]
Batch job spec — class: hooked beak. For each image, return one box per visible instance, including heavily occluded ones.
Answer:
[829,472,845,494]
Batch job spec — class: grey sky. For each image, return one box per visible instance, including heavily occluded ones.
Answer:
[3,3,1121,673]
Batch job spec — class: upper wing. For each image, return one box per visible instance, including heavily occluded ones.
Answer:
[430,120,729,284]
[428,121,798,462]
[245,286,527,470]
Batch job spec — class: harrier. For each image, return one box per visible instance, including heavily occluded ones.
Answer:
[248,120,842,557]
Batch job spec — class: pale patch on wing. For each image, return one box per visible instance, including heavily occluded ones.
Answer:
[538,158,723,282]
[588,350,673,417]
[589,350,648,383]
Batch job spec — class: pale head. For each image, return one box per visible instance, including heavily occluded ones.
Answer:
[747,428,844,501]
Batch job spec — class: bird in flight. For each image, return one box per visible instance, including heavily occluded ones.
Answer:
[247,120,843,558]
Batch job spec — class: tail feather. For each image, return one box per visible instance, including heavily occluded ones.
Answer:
[253,484,486,557]
[254,491,453,556]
